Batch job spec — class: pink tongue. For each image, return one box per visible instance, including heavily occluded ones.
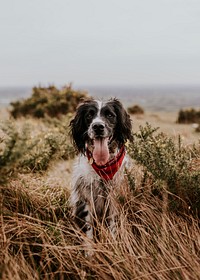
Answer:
[93,138,110,166]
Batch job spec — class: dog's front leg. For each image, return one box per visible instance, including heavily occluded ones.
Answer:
[106,202,118,239]
[82,204,93,239]
[84,204,94,257]
[74,201,94,257]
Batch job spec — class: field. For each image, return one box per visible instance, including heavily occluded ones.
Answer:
[0,103,200,279]
[133,111,199,145]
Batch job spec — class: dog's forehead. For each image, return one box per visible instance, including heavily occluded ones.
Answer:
[95,100,103,111]
[78,99,98,111]
[95,100,115,112]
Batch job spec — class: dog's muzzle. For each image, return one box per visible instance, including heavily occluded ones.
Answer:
[92,122,105,137]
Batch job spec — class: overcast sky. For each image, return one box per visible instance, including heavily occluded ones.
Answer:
[0,0,200,87]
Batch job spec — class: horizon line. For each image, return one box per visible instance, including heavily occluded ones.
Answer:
[1,83,200,89]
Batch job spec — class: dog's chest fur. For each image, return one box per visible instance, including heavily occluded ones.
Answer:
[71,154,130,218]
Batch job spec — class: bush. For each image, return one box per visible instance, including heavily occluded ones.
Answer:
[177,108,200,124]
[10,84,88,119]
[128,123,200,217]
[0,116,75,181]
[127,104,144,115]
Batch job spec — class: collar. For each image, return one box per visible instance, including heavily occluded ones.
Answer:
[86,145,126,181]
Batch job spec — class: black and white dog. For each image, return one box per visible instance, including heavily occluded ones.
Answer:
[70,98,133,243]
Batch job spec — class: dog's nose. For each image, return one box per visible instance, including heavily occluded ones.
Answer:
[92,123,105,135]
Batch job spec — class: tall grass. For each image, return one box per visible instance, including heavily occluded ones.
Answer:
[1,172,200,279]
[0,107,200,279]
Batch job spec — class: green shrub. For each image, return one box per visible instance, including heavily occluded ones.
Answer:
[0,117,75,181]
[128,123,200,217]
[177,108,200,124]
[127,104,144,115]
[10,84,88,119]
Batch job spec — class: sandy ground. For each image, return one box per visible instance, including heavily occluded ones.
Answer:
[132,111,199,146]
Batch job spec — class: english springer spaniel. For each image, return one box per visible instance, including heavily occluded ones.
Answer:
[70,98,133,246]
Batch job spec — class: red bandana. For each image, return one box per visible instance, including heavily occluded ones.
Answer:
[86,146,126,181]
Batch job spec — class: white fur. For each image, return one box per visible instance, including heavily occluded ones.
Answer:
[70,153,131,208]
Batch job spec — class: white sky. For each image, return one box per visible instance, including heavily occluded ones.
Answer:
[0,0,200,87]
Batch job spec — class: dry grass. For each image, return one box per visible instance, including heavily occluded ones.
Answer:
[0,169,200,279]
[0,108,200,279]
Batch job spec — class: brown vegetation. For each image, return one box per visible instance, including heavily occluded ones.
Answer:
[0,89,200,279]
[128,104,144,115]
[10,85,88,119]
[177,108,200,124]
[1,167,200,279]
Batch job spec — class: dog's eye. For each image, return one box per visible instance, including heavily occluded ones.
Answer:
[86,110,95,120]
[106,111,114,119]
[87,114,93,120]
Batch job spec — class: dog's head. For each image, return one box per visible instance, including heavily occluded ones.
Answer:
[70,98,133,165]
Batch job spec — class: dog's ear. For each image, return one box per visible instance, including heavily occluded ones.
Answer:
[69,100,89,154]
[110,98,133,145]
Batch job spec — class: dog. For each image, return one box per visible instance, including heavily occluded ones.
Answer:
[69,98,133,246]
